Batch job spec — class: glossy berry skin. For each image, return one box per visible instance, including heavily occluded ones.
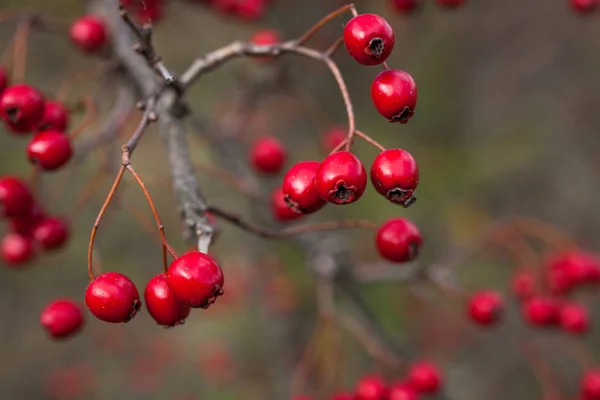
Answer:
[27,131,73,171]
[282,161,327,214]
[38,100,69,131]
[40,299,84,339]
[371,70,417,123]
[510,270,536,301]
[69,15,107,53]
[322,126,346,153]
[560,302,589,335]
[0,176,34,217]
[582,369,600,400]
[376,218,422,262]
[370,149,418,207]
[166,251,224,308]
[436,0,465,8]
[315,151,367,205]
[390,0,421,14]
[388,382,419,400]
[522,296,559,327]
[270,187,303,222]
[85,272,141,323]
[468,290,504,327]
[0,233,35,266]
[344,14,395,66]
[33,217,70,250]
[571,0,598,12]
[408,361,443,394]
[0,85,45,133]
[250,136,287,174]
[250,29,280,46]
[355,374,387,400]
[547,251,600,293]
[144,274,191,327]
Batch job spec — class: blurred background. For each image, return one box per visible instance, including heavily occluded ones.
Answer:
[1,0,600,399]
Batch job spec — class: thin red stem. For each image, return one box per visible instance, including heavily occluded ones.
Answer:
[12,18,29,83]
[70,96,96,139]
[354,130,386,152]
[325,36,344,57]
[296,4,356,46]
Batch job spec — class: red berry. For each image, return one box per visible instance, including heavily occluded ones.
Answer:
[282,161,327,214]
[571,0,598,12]
[559,302,589,335]
[468,290,504,327]
[388,382,419,400]
[522,296,559,327]
[27,130,73,171]
[315,151,367,205]
[236,0,267,20]
[510,270,536,301]
[370,149,418,207]
[166,251,224,308]
[85,272,141,323]
[144,274,191,327]
[390,0,421,14]
[0,84,45,133]
[376,217,422,263]
[0,65,8,94]
[407,361,443,394]
[270,187,303,222]
[69,15,108,52]
[137,3,165,23]
[322,126,346,152]
[436,0,465,8]
[371,70,417,123]
[40,299,84,339]
[582,369,600,400]
[10,203,45,235]
[33,217,70,250]
[250,29,279,61]
[250,136,287,174]
[547,250,600,290]
[355,374,387,400]
[38,100,69,131]
[343,14,395,66]
[0,232,35,266]
[0,176,34,217]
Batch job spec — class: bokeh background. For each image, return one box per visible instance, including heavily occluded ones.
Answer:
[1,0,600,399]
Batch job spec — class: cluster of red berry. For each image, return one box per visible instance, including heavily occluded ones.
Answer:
[294,361,442,400]
[570,0,599,13]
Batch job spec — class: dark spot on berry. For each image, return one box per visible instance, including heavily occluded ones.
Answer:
[331,180,356,203]
[408,242,420,260]
[386,188,416,208]
[125,298,142,322]
[4,107,20,123]
[284,194,305,214]
[366,38,385,58]
[389,106,414,124]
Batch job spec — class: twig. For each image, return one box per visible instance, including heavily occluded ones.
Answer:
[296,4,356,46]
[69,96,97,139]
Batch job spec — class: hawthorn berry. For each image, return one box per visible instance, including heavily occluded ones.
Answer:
[250,29,279,61]
[344,14,395,66]
[282,161,327,214]
[270,187,303,222]
[522,296,559,327]
[355,374,387,400]
[144,274,191,327]
[435,0,465,8]
[390,0,421,14]
[548,250,600,289]
[322,126,346,153]
[0,65,7,94]
[249,136,287,174]
[27,131,73,171]
[0,84,45,133]
[559,302,590,335]
[40,299,84,339]
[581,369,600,400]
[370,149,418,207]
[0,232,35,266]
[10,203,45,236]
[315,151,367,205]
[408,361,443,394]
[38,100,69,131]
[388,382,419,400]
[166,251,224,308]
[371,70,417,123]
[33,217,70,250]
[510,270,536,301]
[85,272,141,323]
[376,218,422,263]
[236,0,267,20]
[468,290,504,327]
[69,15,108,53]
[0,176,34,217]
[571,0,599,13]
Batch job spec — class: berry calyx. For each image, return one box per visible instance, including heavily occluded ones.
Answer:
[408,361,443,394]
[270,187,303,222]
[249,136,287,174]
[376,218,422,262]
[510,270,536,301]
[0,176,34,217]
[390,0,421,14]
[468,290,504,327]
[85,272,141,323]
[315,151,367,205]
[0,84,45,133]
[38,100,69,131]
[355,374,387,400]
[33,217,70,250]
[522,296,559,327]
[282,161,327,214]
[559,302,589,335]
[0,232,35,266]
[69,15,108,53]
[571,0,598,12]
[344,14,395,66]
[144,274,191,327]
[166,251,224,308]
[27,131,73,171]
[388,382,419,400]
[370,149,418,207]
[40,299,84,339]
[371,70,417,123]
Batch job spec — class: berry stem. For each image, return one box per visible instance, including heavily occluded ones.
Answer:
[296,3,357,46]
[70,96,96,139]
[513,217,578,250]
[57,65,109,103]
[324,36,345,57]
[353,130,386,152]
[12,18,30,83]
[519,340,561,398]
[329,138,349,155]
